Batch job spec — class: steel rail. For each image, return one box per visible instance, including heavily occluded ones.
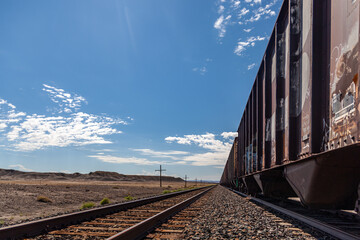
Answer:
[107,186,214,240]
[0,186,210,240]
[227,187,360,240]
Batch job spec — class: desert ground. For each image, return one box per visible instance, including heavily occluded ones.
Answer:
[0,170,207,227]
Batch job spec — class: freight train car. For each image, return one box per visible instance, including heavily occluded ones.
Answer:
[220,0,360,211]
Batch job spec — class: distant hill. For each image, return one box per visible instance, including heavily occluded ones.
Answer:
[0,169,183,182]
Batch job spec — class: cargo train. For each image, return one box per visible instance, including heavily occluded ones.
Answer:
[220,0,360,212]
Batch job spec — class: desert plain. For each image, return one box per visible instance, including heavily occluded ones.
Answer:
[0,169,205,227]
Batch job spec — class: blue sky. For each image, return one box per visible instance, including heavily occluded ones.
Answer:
[0,0,281,180]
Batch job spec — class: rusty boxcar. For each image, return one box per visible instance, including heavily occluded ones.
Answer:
[220,0,360,211]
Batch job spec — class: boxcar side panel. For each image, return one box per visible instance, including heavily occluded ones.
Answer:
[257,63,264,171]
[284,1,291,161]
[252,81,258,172]
[329,0,360,149]
[265,52,272,168]
[271,37,277,167]
[299,0,313,157]
[289,0,302,160]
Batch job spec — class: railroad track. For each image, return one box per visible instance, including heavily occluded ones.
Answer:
[0,186,213,240]
[144,188,211,239]
[228,188,360,240]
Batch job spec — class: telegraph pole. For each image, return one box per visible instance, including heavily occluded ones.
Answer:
[155,165,166,187]
[195,178,197,186]
[184,175,188,188]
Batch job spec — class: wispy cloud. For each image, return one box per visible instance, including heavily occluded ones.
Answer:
[193,58,212,75]
[42,84,86,113]
[213,0,279,55]
[247,63,256,70]
[238,8,250,19]
[8,164,33,172]
[132,148,189,160]
[214,14,232,38]
[234,36,266,56]
[140,170,155,176]
[244,0,277,23]
[218,5,225,14]
[192,67,207,75]
[0,99,26,132]
[88,154,162,165]
[91,132,238,167]
[0,84,129,151]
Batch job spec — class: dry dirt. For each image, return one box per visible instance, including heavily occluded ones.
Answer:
[0,179,203,227]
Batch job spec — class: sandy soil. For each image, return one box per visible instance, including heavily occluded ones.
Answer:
[0,179,203,227]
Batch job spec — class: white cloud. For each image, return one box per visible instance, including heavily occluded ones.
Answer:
[7,112,124,151]
[0,99,15,108]
[245,0,261,3]
[221,132,238,139]
[165,133,230,152]
[165,132,237,166]
[213,0,278,53]
[88,154,162,165]
[246,0,277,23]
[0,98,27,132]
[193,66,207,75]
[214,15,232,38]
[182,151,231,166]
[0,123,7,131]
[218,5,225,14]
[234,36,266,56]
[193,58,211,75]
[238,8,250,18]
[232,0,241,8]
[42,84,87,113]
[132,148,189,160]
[0,85,129,152]
[9,164,33,172]
[247,63,256,70]
[140,170,155,176]
[99,131,238,167]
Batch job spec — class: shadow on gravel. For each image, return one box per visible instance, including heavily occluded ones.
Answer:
[247,199,338,240]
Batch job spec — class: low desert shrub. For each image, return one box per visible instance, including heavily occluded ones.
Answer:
[124,195,134,201]
[100,198,110,205]
[80,202,95,210]
[37,195,52,203]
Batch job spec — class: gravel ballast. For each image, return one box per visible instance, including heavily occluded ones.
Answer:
[183,186,336,240]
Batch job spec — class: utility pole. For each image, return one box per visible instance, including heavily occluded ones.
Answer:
[155,165,166,188]
[184,175,188,188]
[195,178,197,186]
